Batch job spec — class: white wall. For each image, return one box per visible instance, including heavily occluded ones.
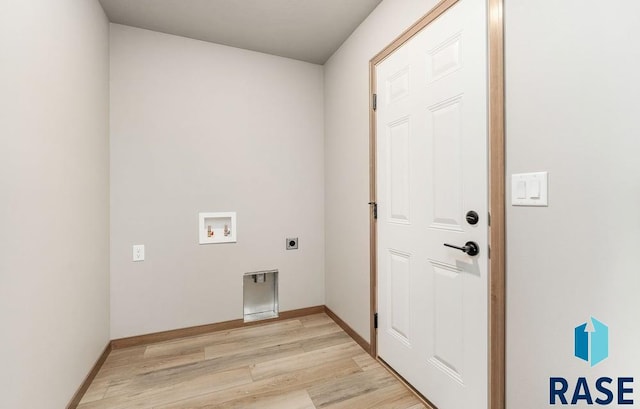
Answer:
[505,1,640,407]
[324,0,440,342]
[0,1,110,407]
[109,25,325,339]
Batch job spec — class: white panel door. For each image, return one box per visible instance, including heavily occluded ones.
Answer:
[376,1,488,408]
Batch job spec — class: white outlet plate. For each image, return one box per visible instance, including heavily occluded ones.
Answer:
[133,244,145,261]
[511,172,548,206]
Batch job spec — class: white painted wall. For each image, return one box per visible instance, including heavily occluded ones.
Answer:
[109,25,325,338]
[505,1,640,406]
[0,0,110,407]
[324,0,440,342]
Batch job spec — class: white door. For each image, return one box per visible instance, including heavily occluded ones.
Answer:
[376,0,488,408]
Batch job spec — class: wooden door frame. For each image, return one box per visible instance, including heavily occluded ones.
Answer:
[368,0,505,408]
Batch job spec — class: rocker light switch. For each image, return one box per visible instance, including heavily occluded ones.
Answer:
[528,180,541,198]
[511,172,548,206]
[516,180,526,199]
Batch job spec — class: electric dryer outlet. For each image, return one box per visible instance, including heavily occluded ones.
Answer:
[286,238,298,250]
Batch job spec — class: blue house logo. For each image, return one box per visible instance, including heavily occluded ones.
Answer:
[574,317,608,367]
[549,318,633,405]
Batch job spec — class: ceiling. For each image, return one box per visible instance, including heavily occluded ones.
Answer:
[98,0,382,65]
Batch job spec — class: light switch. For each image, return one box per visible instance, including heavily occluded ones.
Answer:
[133,245,145,261]
[528,180,540,198]
[511,172,548,206]
[516,181,526,199]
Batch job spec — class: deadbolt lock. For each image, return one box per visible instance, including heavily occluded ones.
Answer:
[466,210,479,225]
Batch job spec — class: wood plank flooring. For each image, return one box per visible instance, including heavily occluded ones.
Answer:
[78,313,425,409]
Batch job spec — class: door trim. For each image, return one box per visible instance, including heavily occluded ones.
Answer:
[368,1,505,408]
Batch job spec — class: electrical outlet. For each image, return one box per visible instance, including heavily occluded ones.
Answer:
[286,238,298,250]
[133,245,145,261]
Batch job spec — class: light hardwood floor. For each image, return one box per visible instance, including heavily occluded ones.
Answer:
[78,313,426,409]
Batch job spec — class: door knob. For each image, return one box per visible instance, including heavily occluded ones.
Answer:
[444,241,480,256]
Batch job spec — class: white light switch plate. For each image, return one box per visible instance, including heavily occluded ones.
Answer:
[133,245,145,261]
[511,172,548,206]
